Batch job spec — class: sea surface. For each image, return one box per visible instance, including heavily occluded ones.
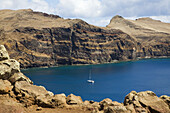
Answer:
[22,58,170,102]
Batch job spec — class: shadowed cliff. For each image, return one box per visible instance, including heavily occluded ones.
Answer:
[0,9,169,68]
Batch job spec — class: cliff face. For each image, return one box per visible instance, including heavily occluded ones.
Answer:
[0,9,170,68]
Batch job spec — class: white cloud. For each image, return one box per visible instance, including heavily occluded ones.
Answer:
[0,0,170,26]
[55,0,102,18]
[0,0,55,14]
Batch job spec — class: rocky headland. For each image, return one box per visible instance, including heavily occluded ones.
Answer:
[0,9,169,68]
[0,45,170,113]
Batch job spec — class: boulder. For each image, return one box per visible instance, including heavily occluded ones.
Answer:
[36,95,53,108]
[124,91,170,113]
[0,59,20,80]
[0,79,13,94]
[36,93,67,108]
[14,81,53,107]
[99,99,128,113]
[99,98,113,110]
[15,81,51,97]
[8,72,33,84]
[66,94,83,105]
[104,105,128,113]
[51,93,67,108]
[160,95,170,108]
[0,45,9,61]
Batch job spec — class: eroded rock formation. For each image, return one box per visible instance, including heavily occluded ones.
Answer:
[0,45,169,113]
[0,9,169,68]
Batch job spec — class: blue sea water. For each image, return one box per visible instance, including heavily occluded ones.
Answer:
[22,58,170,102]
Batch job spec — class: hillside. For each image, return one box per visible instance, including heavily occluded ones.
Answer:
[0,9,169,68]
[107,15,170,45]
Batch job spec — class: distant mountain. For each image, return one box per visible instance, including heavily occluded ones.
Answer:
[0,9,169,68]
[107,15,170,45]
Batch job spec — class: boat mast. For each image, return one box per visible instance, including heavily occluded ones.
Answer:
[89,70,91,80]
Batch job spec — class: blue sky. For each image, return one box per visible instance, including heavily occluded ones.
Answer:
[0,0,170,26]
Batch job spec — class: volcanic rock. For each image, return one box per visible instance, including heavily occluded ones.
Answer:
[0,79,13,94]
[14,81,53,106]
[160,95,170,108]
[0,45,9,61]
[124,91,170,113]
[51,93,67,108]
[66,94,83,105]
[0,9,169,68]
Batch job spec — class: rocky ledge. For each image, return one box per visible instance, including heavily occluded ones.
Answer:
[0,45,170,113]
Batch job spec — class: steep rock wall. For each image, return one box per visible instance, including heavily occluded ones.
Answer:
[0,10,169,68]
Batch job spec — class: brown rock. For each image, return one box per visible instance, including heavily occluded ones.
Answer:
[36,95,53,108]
[0,79,13,94]
[137,91,170,113]
[14,81,53,107]
[160,95,170,108]
[51,93,67,108]
[1,10,169,69]
[99,98,113,110]
[0,59,20,80]
[66,94,83,105]
[8,72,33,84]
[15,81,52,97]
[104,105,128,113]
[124,91,170,113]
[0,45,9,61]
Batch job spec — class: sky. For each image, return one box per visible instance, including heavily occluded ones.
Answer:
[0,0,170,26]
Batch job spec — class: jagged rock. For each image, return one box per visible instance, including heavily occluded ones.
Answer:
[0,59,20,80]
[124,91,170,113]
[99,98,113,110]
[14,81,53,107]
[8,72,33,84]
[0,45,32,84]
[104,105,128,113]
[0,79,13,94]
[0,45,9,61]
[51,93,67,108]
[66,94,83,105]
[160,95,170,108]
[36,95,53,108]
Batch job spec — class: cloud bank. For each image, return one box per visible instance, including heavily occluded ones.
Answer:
[0,0,170,26]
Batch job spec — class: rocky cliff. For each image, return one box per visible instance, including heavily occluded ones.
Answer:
[0,44,170,113]
[0,9,169,68]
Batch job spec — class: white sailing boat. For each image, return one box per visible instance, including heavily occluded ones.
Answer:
[87,70,94,83]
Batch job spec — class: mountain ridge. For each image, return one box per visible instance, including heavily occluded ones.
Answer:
[0,9,169,68]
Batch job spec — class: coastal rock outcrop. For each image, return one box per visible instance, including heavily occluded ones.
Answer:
[0,79,13,94]
[0,45,9,61]
[66,94,83,105]
[124,91,170,113]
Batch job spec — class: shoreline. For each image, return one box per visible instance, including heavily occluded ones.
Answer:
[21,56,170,70]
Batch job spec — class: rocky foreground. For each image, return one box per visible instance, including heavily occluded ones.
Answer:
[0,9,169,68]
[0,45,170,113]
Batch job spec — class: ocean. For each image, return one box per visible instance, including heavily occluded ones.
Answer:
[22,58,170,102]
